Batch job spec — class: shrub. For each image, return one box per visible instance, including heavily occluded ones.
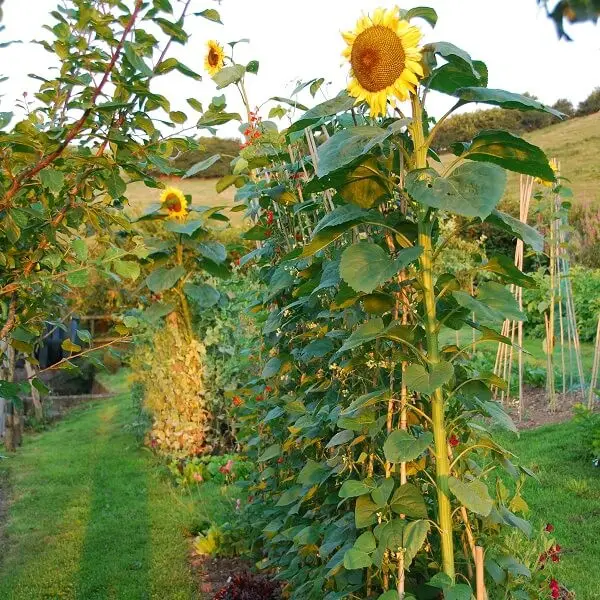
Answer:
[170,137,242,178]
[576,86,600,116]
[522,266,600,342]
[573,403,600,462]
[213,572,281,600]
[570,201,600,269]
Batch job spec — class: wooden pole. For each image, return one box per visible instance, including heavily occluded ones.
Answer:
[475,546,486,600]
[588,316,600,409]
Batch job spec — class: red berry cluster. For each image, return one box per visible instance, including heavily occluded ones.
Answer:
[549,578,561,599]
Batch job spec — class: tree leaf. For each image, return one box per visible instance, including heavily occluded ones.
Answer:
[383,430,433,463]
[183,154,221,178]
[406,163,506,219]
[258,443,281,462]
[448,477,493,516]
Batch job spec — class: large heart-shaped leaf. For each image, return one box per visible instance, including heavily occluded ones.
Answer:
[485,210,543,252]
[287,92,356,133]
[458,129,555,180]
[145,265,185,293]
[406,162,506,219]
[384,430,433,463]
[448,476,493,516]
[404,361,454,394]
[389,483,428,518]
[183,282,220,307]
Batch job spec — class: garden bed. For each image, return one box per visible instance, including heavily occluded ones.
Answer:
[190,554,252,597]
[509,386,585,429]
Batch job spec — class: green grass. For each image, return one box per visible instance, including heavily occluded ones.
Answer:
[499,421,600,599]
[0,394,235,600]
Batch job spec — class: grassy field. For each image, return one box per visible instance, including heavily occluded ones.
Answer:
[500,422,600,599]
[0,393,235,600]
[126,177,247,227]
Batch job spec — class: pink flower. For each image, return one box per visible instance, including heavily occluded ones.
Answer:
[219,459,234,475]
[193,472,203,482]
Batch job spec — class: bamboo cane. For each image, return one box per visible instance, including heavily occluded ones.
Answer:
[588,316,600,409]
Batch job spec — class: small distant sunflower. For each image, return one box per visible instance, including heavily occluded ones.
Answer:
[204,40,225,75]
[160,187,188,220]
[342,7,424,116]
[536,158,559,187]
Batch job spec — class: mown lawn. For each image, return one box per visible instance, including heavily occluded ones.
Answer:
[0,394,235,600]
[499,421,600,599]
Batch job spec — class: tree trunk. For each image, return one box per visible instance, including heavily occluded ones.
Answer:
[25,361,44,422]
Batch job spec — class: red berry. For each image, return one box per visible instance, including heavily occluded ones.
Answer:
[449,435,459,447]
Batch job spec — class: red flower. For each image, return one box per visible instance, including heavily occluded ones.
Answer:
[545,523,555,533]
[550,579,560,599]
[256,394,264,402]
[265,385,273,393]
[266,210,274,225]
[233,395,243,407]
[219,459,234,475]
[277,457,284,464]
[449,435,459,447]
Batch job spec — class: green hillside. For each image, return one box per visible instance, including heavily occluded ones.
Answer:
[505,112,600,208]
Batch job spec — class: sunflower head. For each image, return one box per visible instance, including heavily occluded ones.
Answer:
[204,40,225,76]
[160,187,188,220]
[342,8,424,116]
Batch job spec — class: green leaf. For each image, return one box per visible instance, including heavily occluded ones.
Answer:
[339,318,385,352]
[124,41,153,77]
[169,110,187,124]
[155,17,188,44]
[355,495,380,528]
[406,163,507,219]
[343,548,372,570]
[340,244,421,294]
[483,255,535,288]
[184,154,221,178]
[288,92,356,134]
[39,168,65,193]
[297,460,328,485]
[195,8,222,23]
[183,282,220,307]
[339,479,375,499]
[246,60,259,74]
[316,126,386,177]
[428,59,488,95]
[72,238,88,262]
[326,430,354,448]
[445,584,473,600]
[113,260,140,281]
[402,520,430,567]
[145,265,185,293]
[312,204,371,235]
[261,357,282,378]
[389,483,428,518]
[371,478,395,506]
[212,64,246,89]
[404,361,454,394]
[459,130,556,180]
[0,112,12,129]
[448,477,493,516]
[106,171,126,199]
[427,41,479,77]
[67,270,89,288]
[354,531,376,553]
[454,87,565,118]
[383,430,433,463]
[405,6,438,26]
[164,219,205,236]
[276,486,302,507]
[485,210,543,253]
[258,443,281,462]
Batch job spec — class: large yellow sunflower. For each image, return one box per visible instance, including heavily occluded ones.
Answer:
[342,8,424,117]
[204,40,225,76]
[160,187,188,220]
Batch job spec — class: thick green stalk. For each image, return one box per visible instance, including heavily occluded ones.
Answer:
[410,95,456,581]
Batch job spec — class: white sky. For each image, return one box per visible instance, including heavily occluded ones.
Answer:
[1,0,599,139]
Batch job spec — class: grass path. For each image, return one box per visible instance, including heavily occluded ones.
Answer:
[0,396,207,600]
[501,421,600,599]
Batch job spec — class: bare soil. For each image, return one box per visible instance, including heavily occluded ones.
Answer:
[190,553,252,598]
[508,385,585,429]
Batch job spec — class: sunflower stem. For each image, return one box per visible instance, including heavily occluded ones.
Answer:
[410,93,456,582]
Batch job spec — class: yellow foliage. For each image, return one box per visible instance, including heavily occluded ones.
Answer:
[131,313,211,458]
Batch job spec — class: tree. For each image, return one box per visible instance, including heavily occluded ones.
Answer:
[552,98,575,117]
[577,87,600,115]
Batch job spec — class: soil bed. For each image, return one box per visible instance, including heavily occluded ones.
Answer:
[190,554,251,597]
[505,385,584,429]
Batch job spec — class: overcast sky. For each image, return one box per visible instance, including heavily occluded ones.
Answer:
[1,0,598,138]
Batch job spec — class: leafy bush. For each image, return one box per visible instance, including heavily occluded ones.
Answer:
[573,403,600,462]
[522,266,600,342]
[168,454,254,486]
[570,201,600,269]
[576,86,600,116]
[194,521,251,559]
[213,572,281,600]
[170,137,242,178]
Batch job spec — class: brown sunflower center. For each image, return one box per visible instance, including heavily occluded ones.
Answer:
[351,25,406,92]
[207,48,220,68]
[164,194,182,213]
